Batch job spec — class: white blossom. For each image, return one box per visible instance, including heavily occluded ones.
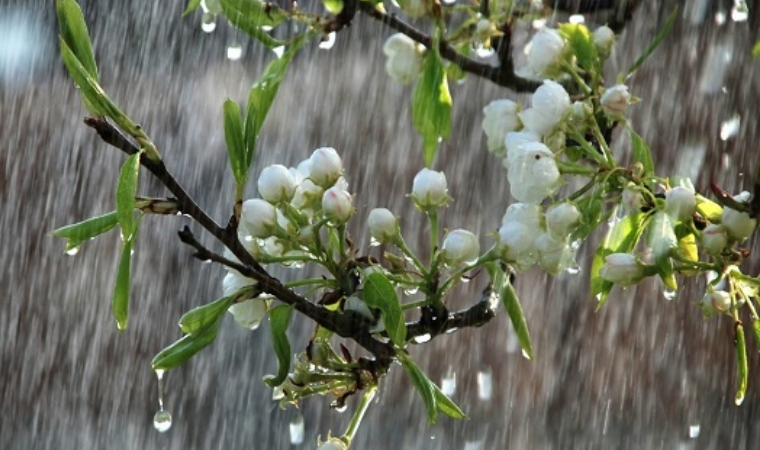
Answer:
[507,141,561,204]
[241,198,277,239]
[441,229,480,267]
[622,182,645,215]
[367,208,399,244]
[593,26,616,58]
[599,253,645,286]
[545,202,581,239]
[383,33,424,85]
[498,221,540,268]
[308,147,343,188]
[600,84,631,117]
[228,298,269,330]
[535,233,575,275]
[702,289,732,313]
[322,187,353,223]
[701,224,728,254]
[258,164,297,204]
[526,28,566,78]
[665,186,696,222]
[482,99,521,156]
[502,202,544,230]
[519,80,571,136]
[411,168,449,209]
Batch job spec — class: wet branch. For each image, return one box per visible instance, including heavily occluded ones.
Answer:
[357,2,540,92]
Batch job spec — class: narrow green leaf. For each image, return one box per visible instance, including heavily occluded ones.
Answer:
[590,212,652,308]
[223,99,246,186]
[432,383,467,419]
[112,233,136,332]
[625,5,679,80]
[362,272,406,346]
[116,152,141,240]
[179,295,237,334]
[50,211,119,252]
[753,41,760,57]
[751,319,760,353]
[558,23,598,74]
[400,355,438,424]
[183,0,203,16]
[412,51,452,167]
[56,0,98,81]
[500,280,533,360]
[735,324,748,405]
[243,32,314,172]
[629,127,655,179]
[151,321,220,371]
[266,305,293,387]
[220,0,287,48]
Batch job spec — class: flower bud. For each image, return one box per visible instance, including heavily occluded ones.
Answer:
[411,168,449,210]
[507,142,561,204]
[599,253,645,286]
[228,298,269,330]
[258,164,297,204]
[622,182,645,215]
[526,28,566,78]
[545,202,581,239]
[308,147,343,188]
[322,187,353,223]
[702,289,732,313]
[722,207,757,241]
[600,84,631,117]
[665,186,696,222]
[482,99,521,156]
[593,26,615,58]
[241,198,277,238]
[498,221,539,268]
[648,212,677,259]
[519,80,571,136]
[383,33,424,85]
[701,224,728,254]
[223,271,255,297]
[441,229,480,267]
[368,208,399,244]
[535,233,575,275]
[502,202,543,230]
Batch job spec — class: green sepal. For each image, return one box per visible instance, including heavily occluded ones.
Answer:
[51,211,119,252]
[412,49,452,167]
[751,318,760,353]
[223,99,247,187]
[116,152,141,241]
[151,321,221,371]
[56,0,98,81]
[362,272,406,347]
[265,305,293,387]
[179,295,237,334]
[591,212,652,309]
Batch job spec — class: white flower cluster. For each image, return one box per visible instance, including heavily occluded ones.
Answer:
[383,34,425,85]
[497,201,579,274]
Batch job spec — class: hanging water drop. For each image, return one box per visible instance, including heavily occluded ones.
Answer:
[369,237,381,247]
[403,286,419,296]
[272,46,285,58]
[441,368,456,396]
[663,289,677,301]
[477,367,492,401]
[65,247,79,256]
[227,43,243,61]
[153,370,173,433]
[720,114,740,141]
[521,348,532,360]
[201,13,217,33]
[735,394,744,406]
[730,0,748,22]
[689,424,700,438]
[475,45,494,58]
[319,32,336,50]
[413,333,432,344]
[289,413,305,445]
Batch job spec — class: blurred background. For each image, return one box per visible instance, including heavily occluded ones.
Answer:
[2,0,760,448]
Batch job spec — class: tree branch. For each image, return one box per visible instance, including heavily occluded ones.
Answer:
[357,2,540,92]
[405,285,498,342]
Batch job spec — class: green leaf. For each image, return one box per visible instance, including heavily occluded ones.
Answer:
[179,295,237,334]
[500,279,533,360]
[183,0,203,16]
[50,211,119,252]
[412,51,452,167]
[56,0,98,81]
[323,0,344,14]
[113,231,137,332]
[625,5,679,80]
[151,321,220,371]
[266,305,293,387]
[590,212,651,309]
[751,319,760,353]
[220,0,287,48]
[242,32,314,172]
[362,272,406,346]
[223,99,247,186]
[735,324,748,405]
[695,194,723,223]
[432,382,467,420]
[116,152,141,241]
[400,355,438,424]
[753,41,760,57]
[558,23,598,74]
[674,223,698,265]
[629,127,655,180]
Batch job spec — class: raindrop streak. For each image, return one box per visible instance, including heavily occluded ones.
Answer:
[715,11,727,25]
[153,370,173,433]
[689,424,700,438]
[227,44,243,61]
[65,247,79,256]
[477,368,492,401]
[201,13,217,33]
[720,115,740,141]
[289,413,305,445]
[464,440,484,450]
[319,32,336,50]
[441,368,456,396]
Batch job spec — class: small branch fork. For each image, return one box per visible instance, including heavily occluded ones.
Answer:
[84,117,499,369]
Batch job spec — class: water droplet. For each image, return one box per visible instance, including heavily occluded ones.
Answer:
[334,404,348,413]
[689,424,700,438]
[319,32,336,50]
[531,18,547,30]
[272,385,285,401]
[731,1,748,22]
[441,0,456,4]
[735,394,744,406]
[663,289,677,301]
[261,25,273,31]
[464,440,485,450]
[369,237,381,247]
[227,43,243,61]
[477,368,492,401]
[441,368,456,396]
[720,114,740,141]
[201,13,217,33]
[521,348,532,360]
[475,45,494,58]
[153,410,172,433]
[459,276,471,284]
[413,333,432,344]
[272,46,285,58]
[65,247,79,256]
[289,413,305,445]
[715,11,727,25]
[403,286,419,296]
[568,14,585,24]
[565,264,581,275]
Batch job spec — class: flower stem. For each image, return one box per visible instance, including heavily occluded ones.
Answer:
[341,384,377,444]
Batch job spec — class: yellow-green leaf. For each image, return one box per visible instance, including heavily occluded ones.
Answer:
[56,0,98,81]
[412,50,452,167]
[51,211,118,252]
[265,305,293,387]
